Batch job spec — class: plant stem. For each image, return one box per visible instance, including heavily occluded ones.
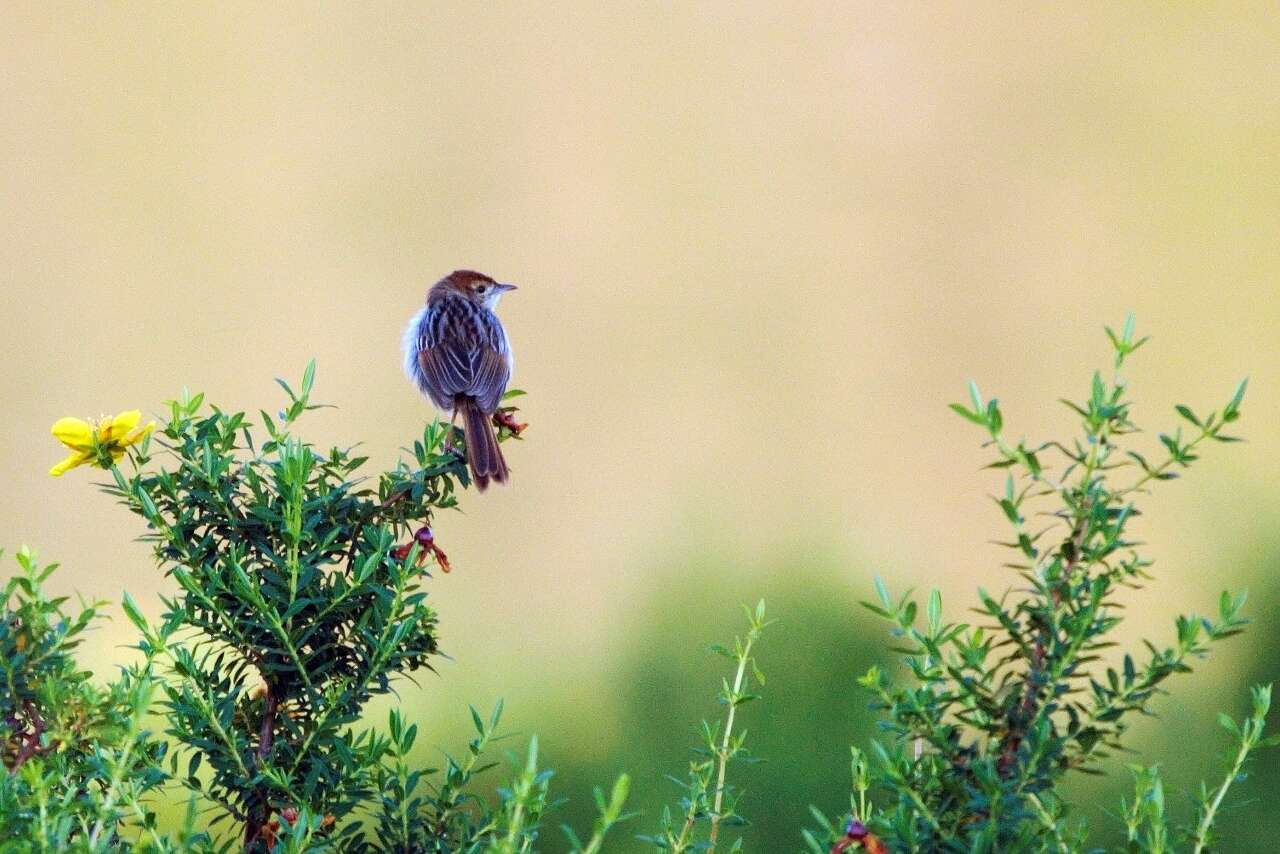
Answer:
[8,701,48,775]
[86,681,151,851]
[1121,424,1214,497]
[1192,736,1253,854]
[671,789,700,853]
[1027,793,1068,854]
[708,632,757,849]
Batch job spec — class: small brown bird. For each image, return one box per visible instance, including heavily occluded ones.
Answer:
[403,270,517,489]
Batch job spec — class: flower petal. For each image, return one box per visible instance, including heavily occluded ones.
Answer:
[49,450,92,477]
[119,420,156,448]
[101,410,142,442]
[51,417,94,451]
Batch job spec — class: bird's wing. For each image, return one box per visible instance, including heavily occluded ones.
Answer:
[418,340,471,399]
[418,341,509,413]
[469,348,510,413]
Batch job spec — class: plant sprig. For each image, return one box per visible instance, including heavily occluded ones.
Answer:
[810,317,1270,853]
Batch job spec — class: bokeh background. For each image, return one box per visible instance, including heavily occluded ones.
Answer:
[3,4,1278,850]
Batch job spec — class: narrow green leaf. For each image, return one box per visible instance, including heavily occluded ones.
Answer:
[121,592,151,637]
[302,359,317,395]
[1174,405,1201,427]
[968,379,983,413]
[874,575,891,608]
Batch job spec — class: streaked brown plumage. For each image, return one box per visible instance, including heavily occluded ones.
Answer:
[402,270,517,490]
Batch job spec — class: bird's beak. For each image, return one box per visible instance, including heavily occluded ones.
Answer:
[497,283,518,293]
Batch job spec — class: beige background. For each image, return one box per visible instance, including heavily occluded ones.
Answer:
[1,3,1277,844]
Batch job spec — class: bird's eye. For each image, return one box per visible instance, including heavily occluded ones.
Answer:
[475,285,487,294]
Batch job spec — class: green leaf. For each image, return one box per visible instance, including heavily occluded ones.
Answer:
[1091,371,1105,408]
[997,497,1020,524]
[968,380,983,413]
[874,575,891,608]
[275,377,296,400]
[859,601,892,618]
[986,400,1002,433]
[949,403,985,425]
[302,359,317,396]
[1224,377,1248,421]
[1174,405,1201,427]
[121,592,151,637]
[709,643,735,659]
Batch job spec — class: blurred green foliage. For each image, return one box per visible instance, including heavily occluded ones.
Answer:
[538,554,885,852]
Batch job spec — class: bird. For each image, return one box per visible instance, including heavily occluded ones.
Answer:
[403,270,517,490]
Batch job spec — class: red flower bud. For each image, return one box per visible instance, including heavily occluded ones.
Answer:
[830,819,885,854]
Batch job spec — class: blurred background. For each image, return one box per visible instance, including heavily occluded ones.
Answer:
[2,3,1278,849]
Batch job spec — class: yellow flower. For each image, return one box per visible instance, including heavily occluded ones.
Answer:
[49,410,155,477]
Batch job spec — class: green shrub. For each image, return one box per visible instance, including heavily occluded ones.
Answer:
[805,317,1272,853]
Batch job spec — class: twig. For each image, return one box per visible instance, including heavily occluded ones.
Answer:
[1192,735,1253,854]
[708,631,758,848]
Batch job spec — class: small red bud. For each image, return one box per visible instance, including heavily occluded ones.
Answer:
[830,819,884,854]
[391,544,412,561]
[281,806,298,823]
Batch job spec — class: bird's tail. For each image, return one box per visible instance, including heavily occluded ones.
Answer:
[459,398,508,491]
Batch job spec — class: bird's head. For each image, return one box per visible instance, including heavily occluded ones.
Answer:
[430,270,517,309]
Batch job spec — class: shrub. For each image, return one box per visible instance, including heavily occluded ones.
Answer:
[806,317,1273,853]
